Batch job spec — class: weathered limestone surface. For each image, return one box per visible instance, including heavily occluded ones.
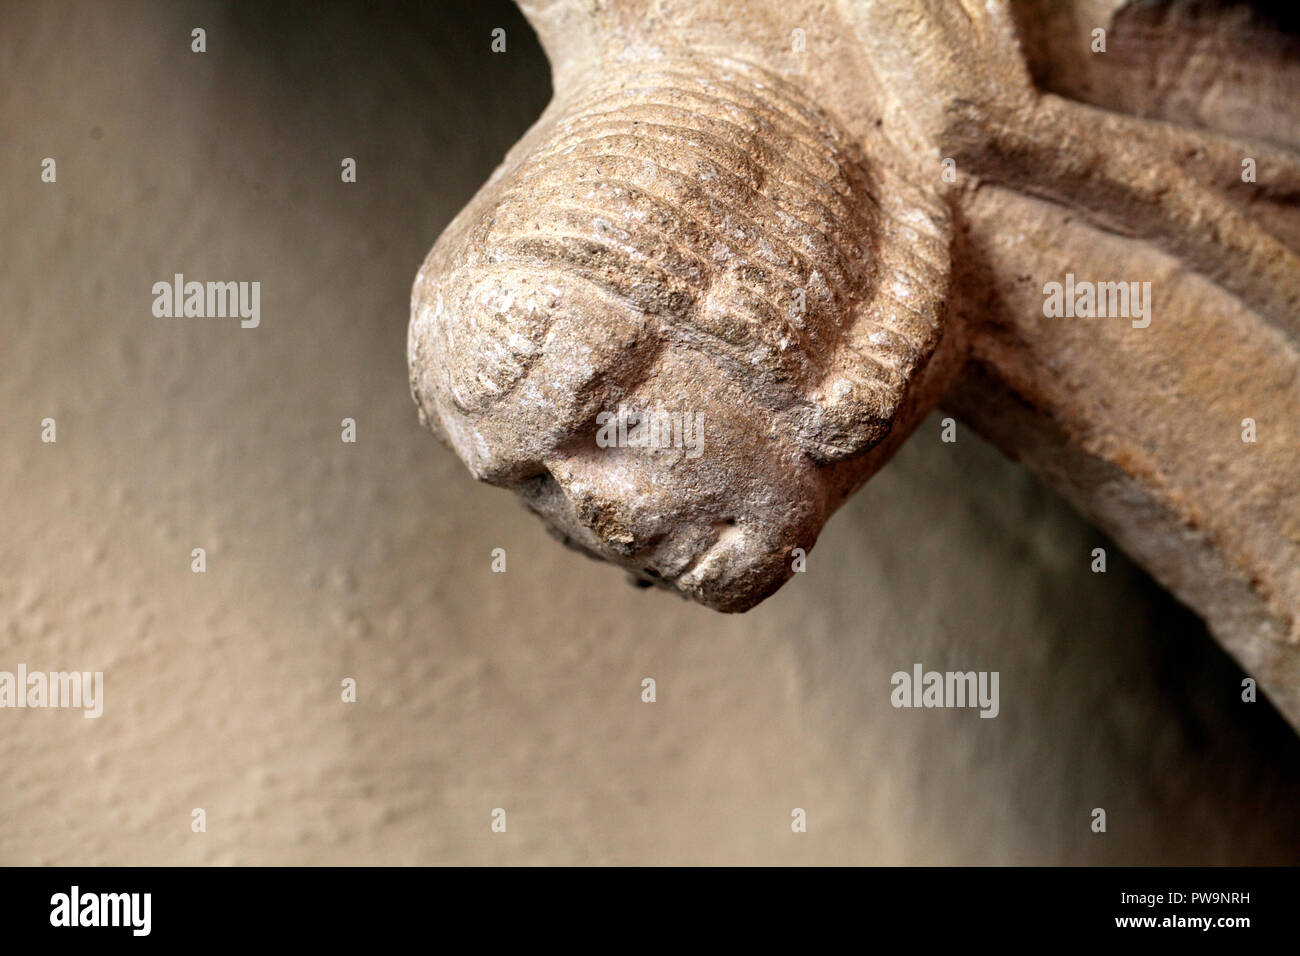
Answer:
[410,1,1300,727]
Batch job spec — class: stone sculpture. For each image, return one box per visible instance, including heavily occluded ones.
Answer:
[409,0,1300,726]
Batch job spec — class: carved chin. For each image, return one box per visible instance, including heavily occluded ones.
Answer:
[662,522,795,613]
[553,520,793,613]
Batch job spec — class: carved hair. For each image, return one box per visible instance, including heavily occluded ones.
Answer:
[414,55,951,462]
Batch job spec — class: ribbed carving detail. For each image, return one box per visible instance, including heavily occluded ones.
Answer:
[415,55,950,461]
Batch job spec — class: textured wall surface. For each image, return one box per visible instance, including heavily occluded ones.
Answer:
[2,0,1298,865]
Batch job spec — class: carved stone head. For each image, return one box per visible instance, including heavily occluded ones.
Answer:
[409,56,951,610]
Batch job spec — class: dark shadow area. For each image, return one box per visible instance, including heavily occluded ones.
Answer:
[1011,0,1300,149]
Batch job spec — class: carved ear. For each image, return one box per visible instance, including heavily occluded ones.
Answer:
[797,169,953,463]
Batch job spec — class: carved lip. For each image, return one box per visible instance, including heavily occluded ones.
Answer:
[522,471,749,598]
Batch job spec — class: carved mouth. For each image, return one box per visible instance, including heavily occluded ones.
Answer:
[656,518,743,584]
[524,484,779,612]
[521,472,749,599]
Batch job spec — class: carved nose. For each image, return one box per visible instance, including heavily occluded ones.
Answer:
[540,456,653,558]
